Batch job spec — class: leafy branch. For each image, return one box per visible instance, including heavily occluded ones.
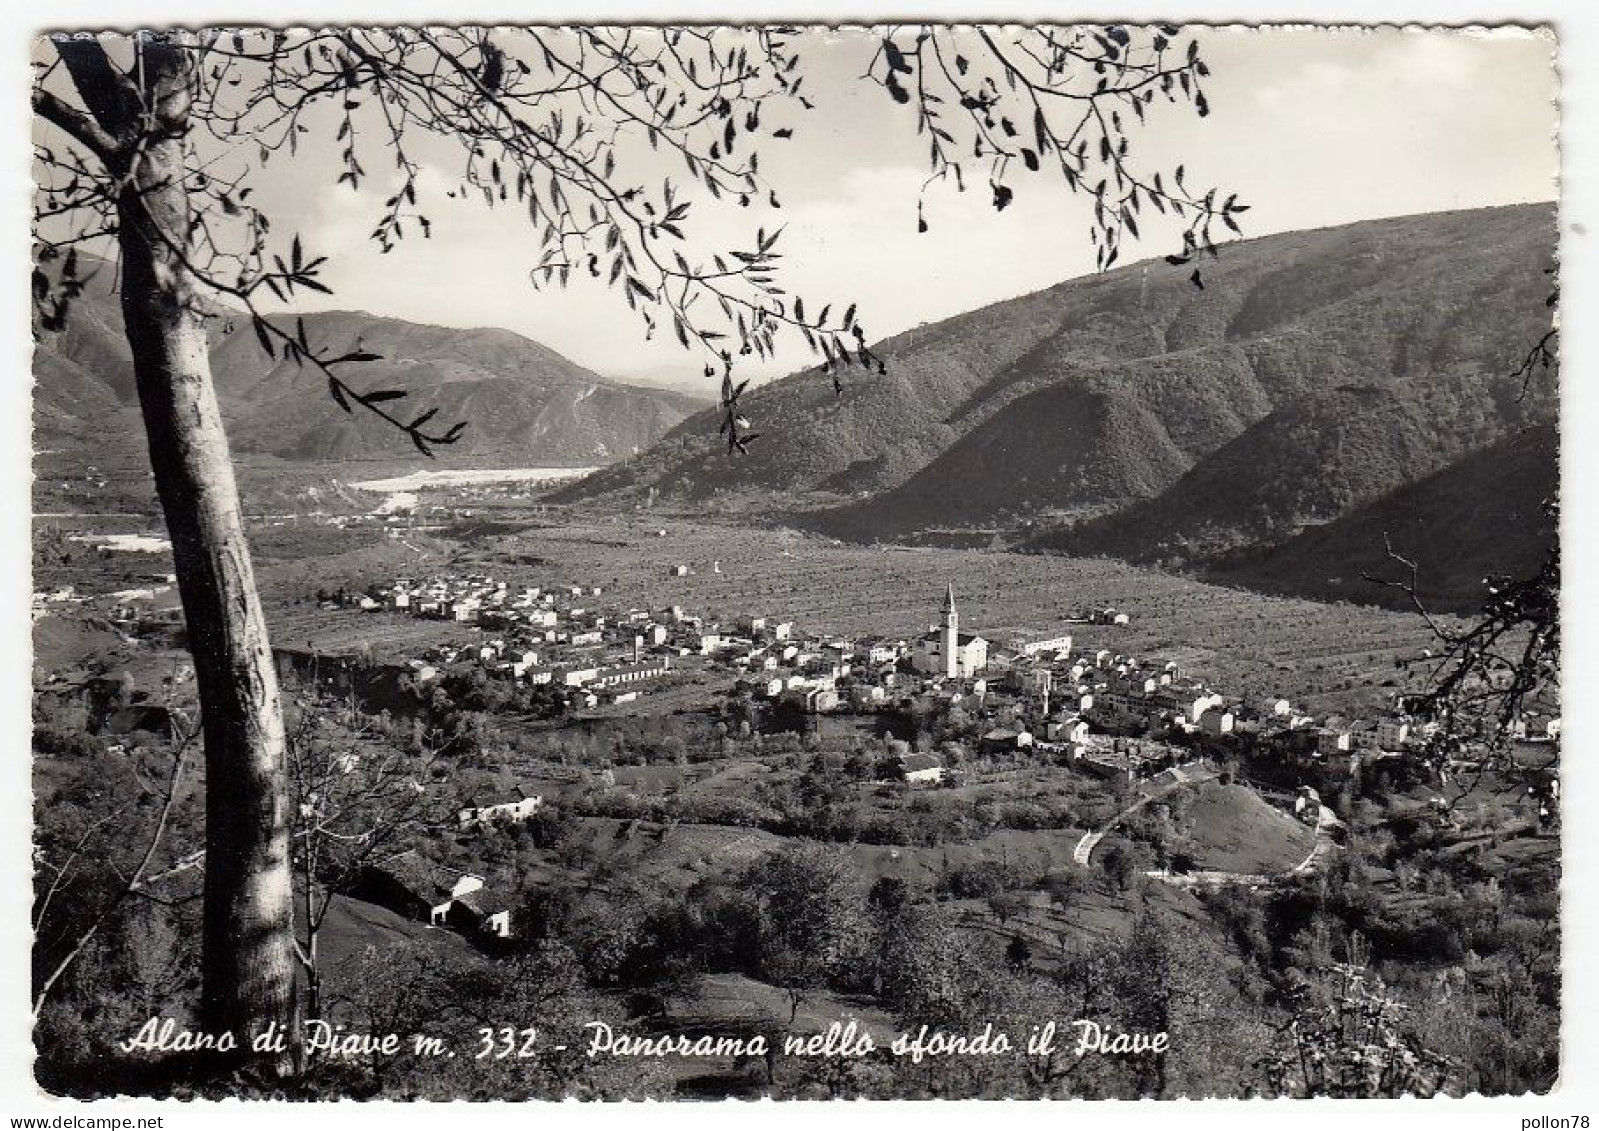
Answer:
[867,25,1247,283]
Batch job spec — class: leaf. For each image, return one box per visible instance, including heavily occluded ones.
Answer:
[328,378,353,413]
[1189,268,1204,290]
[329,350,383,365]
[360,389,408,404]
[883,39,912,75]
[992,183,1014,212]
[410,408,439,431]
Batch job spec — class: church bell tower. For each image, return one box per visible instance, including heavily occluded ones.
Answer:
[942,582,959,678]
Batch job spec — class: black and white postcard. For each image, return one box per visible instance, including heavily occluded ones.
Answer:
[18,12,1580,1113]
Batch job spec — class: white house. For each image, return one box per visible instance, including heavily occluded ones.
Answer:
[1189,693,1224,723]
[1019,633,1073,657]
[868,644,899,666]
[1047,716,1090,743]
[458,788,544,831]
[1317,728,1353,755]
[899,752,946,786]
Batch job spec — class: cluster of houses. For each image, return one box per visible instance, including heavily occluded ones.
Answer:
[323,573,1559,796]
[771,585,1563,792]
[344,788,548,945]
[332,574,705,708]
[33,575,183,627]
[307,578,1563,947]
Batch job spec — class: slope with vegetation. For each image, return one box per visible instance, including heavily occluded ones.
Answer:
[1203,422,1558,613]
[1028,384,1460,566]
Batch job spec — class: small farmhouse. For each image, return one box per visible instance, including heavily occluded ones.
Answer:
[898,752,946,786]
[458,787,544,831]
[353,850,486,927]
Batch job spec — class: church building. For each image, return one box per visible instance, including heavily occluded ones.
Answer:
[913,584,989,679]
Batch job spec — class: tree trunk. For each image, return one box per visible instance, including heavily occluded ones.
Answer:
[101,38,299,1068]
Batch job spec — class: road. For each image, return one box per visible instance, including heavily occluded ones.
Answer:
[1072,762,1213,867]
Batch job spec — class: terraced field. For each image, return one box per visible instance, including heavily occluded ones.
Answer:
[266,604,473,658]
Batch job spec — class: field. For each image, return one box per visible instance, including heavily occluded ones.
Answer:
[265,604,474,658]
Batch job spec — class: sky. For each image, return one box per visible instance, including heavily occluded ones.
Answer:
[39,25,1559,395]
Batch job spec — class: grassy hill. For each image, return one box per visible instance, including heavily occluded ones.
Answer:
[1177,781,1316,875]
[807,383,1189,539]
[1027,384,1457,565]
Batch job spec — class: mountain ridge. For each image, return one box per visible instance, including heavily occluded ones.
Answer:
[557,203,1557,519]
[33,269,708,466]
